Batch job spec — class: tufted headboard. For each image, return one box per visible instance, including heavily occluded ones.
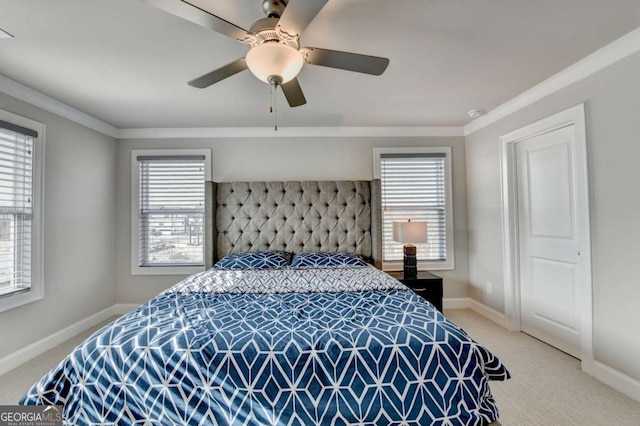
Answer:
[204,180,382,269]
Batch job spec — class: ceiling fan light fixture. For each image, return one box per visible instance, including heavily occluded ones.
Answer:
[245,41,303,84]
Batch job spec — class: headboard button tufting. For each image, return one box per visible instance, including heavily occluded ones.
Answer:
[214,181,375,264]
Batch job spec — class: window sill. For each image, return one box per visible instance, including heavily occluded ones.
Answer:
[0,289,43,313]
[131,264,205,276]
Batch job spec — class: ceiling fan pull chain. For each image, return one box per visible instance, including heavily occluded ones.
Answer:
[269,83,274,113]
[274,83,279,131]
[268,82,278,131]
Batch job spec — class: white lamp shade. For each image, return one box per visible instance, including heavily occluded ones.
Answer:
[393,221,428,244]
[245,42,304,84]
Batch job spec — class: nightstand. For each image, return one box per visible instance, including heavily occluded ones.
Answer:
[388,271,443,312]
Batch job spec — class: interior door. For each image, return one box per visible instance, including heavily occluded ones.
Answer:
[516,125,582,358]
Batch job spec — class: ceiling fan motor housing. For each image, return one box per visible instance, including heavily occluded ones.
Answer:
[262,0,288,18]
[249,18,298,49]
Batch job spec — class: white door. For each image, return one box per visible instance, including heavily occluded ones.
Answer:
[516,125,583,358]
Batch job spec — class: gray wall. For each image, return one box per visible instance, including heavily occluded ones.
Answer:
[0,93,117,359]
[466,51,640,381]
[116,136,469,303]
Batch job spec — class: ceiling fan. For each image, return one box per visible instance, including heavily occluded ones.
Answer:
[141,0,390,107]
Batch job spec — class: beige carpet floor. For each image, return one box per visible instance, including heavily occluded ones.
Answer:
[446,309,640,425]
[1,310,639,425]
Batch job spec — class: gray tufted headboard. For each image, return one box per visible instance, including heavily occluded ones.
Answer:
[204,180,382,269]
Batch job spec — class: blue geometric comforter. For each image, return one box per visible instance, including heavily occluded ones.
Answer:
[21,266,509,425]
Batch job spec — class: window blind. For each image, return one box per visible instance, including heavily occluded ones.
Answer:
[381,153,447,263]
[0,120,36,298]
[138,156,205,267]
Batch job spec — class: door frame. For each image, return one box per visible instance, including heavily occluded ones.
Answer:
[499,103,594,375]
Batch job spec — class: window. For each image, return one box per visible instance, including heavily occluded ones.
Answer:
[374,147,454,270]
[0,110,44,312]
[131,149,211,275]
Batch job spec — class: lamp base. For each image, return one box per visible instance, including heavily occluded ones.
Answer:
[403,244,417,279]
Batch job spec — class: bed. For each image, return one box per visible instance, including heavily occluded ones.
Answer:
[21,180,509,425]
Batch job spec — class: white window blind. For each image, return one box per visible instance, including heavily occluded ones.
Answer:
[381,153,447,263]
[138,156,205,267]
[0,120,35,298]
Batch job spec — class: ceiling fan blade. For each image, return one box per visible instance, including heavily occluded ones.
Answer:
[141,0,255,44]
[276,0,329,39]
[302,47,389,75]
[280,78,307,107]
[188,58,248,88]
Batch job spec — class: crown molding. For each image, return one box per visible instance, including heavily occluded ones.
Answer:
[117,126,464,139]
[464,27,640,136]
[0,74,119,138]
[0,74,462,139]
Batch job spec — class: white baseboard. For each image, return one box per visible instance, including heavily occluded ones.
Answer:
[468,299,507,328]
[444,297,507,328]
[593,361,640,403]
[443,297,470,310]
[0,305,116,376]
[114,303,139,315]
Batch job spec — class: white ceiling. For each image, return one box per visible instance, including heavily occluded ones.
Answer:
[0,0,639,130]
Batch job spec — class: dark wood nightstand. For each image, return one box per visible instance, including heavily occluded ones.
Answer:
[388,271,443,312]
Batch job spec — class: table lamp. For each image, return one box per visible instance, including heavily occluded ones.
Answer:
[392,220,428,279]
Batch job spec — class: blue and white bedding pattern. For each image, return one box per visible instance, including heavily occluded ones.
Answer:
[213,250,292,270]
[21,267,509,425]
[168,264,405,295]
[289,251,369,268]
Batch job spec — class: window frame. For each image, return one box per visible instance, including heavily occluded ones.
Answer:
[131,149,211,276]
[373,147,455,271]
[0,109,45,313]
